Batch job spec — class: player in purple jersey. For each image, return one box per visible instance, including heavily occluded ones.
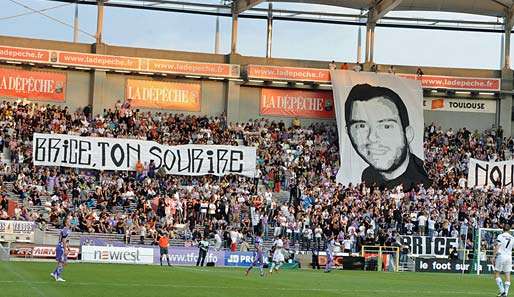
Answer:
[324,234,337,273]
[245,232,265,277]
[51,221,71,282]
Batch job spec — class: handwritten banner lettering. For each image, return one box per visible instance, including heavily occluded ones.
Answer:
[32,133,257,177]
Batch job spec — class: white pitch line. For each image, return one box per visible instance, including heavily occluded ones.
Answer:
[0,280,490,295]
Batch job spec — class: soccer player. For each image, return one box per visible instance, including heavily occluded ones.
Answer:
[196,235,209,267]
[50,222,71,282]
[325,234,337,273]
[493,223,514,297]
[245,232,264,277]
[269,235,285,275]
[158,233,171,266]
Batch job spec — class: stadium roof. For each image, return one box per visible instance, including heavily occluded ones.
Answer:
[235,0,514,17]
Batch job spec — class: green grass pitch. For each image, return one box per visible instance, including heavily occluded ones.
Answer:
[0,261,497,297]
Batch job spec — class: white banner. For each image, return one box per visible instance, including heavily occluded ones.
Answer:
[331,71,429,189]
[399,236,458,256]
[467,158,514,188]
[32,133,257,177]
[0,220,35,243]
[81,245,154,264]
[423,98,496,113]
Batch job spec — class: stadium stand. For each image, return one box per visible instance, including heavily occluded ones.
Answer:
[0,100,511,259]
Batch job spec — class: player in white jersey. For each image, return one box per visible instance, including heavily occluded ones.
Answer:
[493,224,514,297]
[269,235,285,275]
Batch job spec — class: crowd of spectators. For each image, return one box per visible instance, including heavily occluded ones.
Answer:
[0,100,512,256]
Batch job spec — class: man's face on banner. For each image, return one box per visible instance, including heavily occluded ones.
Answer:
[348,97,409,172]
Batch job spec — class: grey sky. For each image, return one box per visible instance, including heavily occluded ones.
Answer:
[0,0,505,70]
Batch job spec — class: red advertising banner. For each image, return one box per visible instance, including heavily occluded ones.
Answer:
[398,74,500,91]
[247,65,330,82]
[0,68,66,102]
[33,246,79,259]
[10,246,33,257]
[260,88,335,119]
[0,46,50,63]
[145,59,239,78]
[10,245,79,259]
[126,79,201,111]
[58,52,140,71]
[0,45,239,78]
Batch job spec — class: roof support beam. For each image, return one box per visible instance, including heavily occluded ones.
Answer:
[233,0,265,15]
[367,0,402,24]
[364,0,402,64]
[266,2,273,58]
[491,0,511,9]
[231,9,239,54]
[95,0,105,44]
[503,7,514,69]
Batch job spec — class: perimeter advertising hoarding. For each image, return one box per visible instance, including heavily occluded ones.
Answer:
[80,244,225,266]
[0,45,240,78]
[415,258,496,274]
[161,247,225,266]
[126,79,201,111]
[10,245,80,260]
[247,65,330,83]
[399,74,500,91]
[423,98,496,113]
[224,252,269,267]
[0,68,66,102]
[81,245,154,264]
[260,88,335,119]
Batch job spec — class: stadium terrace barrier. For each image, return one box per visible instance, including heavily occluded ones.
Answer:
[80,236,128,247]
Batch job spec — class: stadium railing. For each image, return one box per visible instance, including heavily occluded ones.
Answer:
[361,245,399,272]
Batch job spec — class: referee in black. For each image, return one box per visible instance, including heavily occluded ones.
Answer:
[196,235,209,267]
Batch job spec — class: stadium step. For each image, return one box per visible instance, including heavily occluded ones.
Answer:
[398,258,416,272]
[271,191,290,204]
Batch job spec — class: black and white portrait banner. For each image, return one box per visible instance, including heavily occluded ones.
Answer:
[330,71,428,189]
[467,158,514,188]
[32,133,257,177]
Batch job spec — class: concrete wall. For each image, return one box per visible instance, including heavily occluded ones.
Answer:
[66,69,91,111]
[424,110,495,131]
